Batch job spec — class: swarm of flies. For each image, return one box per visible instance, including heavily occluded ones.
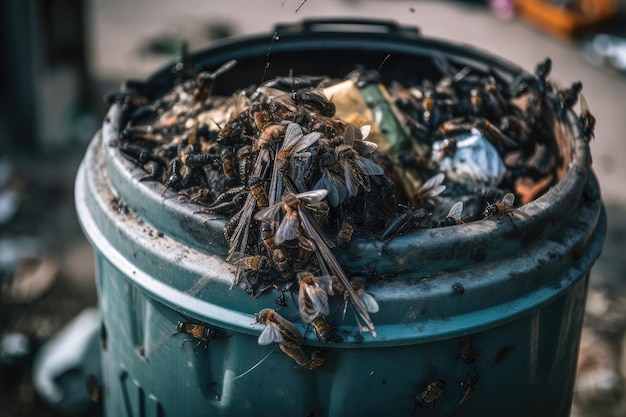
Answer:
[111,51,592,366]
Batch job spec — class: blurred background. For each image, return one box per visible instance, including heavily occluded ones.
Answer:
[1,0,626,416]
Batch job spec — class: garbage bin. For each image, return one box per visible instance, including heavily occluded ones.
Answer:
[75,19,606,417]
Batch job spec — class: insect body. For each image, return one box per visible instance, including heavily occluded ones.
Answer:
[437,201,464,227]
[299,348,329,371]
[254,308,303,348]
[457,335,478,364]
[449,372,480,416]
[412,377,446,412]
[578,94,595,142]
[254,189,328,246]
[483,192,532,220]
[297,271,332,323]
[176,321,220,352]
[254,309,308,366]
[381,208,430,241]
[229,253,272,273]
[311,315,335,343]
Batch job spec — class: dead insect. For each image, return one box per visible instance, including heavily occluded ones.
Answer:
[481,75,508,119]
[229,253,272,273]
[279,177,376,337]
[176,320,221,352]
[259,222,291,275]
[412,377,446,412]
[434,137,458,161]
[220,147,239,185]
[420,79,440,127]
[457,335,478,364]
[193,59,237,104]
[471,117,519,151]
[184,152,220,169]
[237,145,255,184]
[314,152,349,207]
[119,125,166,143]
[248,176,269,208]
[336,213,355,249]
[413,173,446,208]
[333,277,380,323]
[253,189,328,246]
[578,94,595,142]
[491,345,515,367]
[276,122,322,173]
[437,201,464,227]
[468,87,484,115]
[449,371,480,416]
[310,314,335,344]
[254,308,304,349]
[256,123,288,150]
[381,207,430,241]
[483,192,532,220]
[292,90,336,117]
[510,57,552,98]
[553,80,582,120]
[277,344,310,367]
[297,271,333,323]
[141,160,165,182]
[334,143,384,197]
[197,191,247,215]
[119,144,167,167]
[162,159,185,194]
[86,374,102,404]
[299,348,329,371]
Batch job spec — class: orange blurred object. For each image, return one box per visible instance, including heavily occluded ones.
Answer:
[515,0,617,39]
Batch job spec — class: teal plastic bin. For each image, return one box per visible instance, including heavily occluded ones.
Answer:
[75,19,606,417]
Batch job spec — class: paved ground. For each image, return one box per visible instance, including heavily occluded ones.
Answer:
[2,1,626,416]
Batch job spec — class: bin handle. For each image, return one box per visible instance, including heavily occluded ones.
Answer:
[273,18,420,38]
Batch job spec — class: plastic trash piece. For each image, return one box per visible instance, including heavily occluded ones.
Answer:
[32,308,101,415]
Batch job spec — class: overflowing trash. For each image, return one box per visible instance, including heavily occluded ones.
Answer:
[108,50,594,363]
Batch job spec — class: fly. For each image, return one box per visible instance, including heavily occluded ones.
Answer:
[176,320,221,352]
[483,192,532,220]
[437,201,464,227]
[253,189,328,246]
[297,271,332,323]
[578,94,595,142]
[412,377,446,413]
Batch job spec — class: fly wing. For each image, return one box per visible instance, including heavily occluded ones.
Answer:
[226,193,256,260]
[313,171,347,207]
[258,322,284,345]
[253,202,283,226]
[305,283,329,317]
[510,207,533,219]
[297,189,329,204]
[293,132,322,154]
[419,173,445,194]
[298,285,318,323]
[360,124,371,141]
[425,184,447,199]
[447,201,464,220]
[343,162,359,197]
[314,275,333,295]
[282,175,335,250]
[501,192,515,207]
[280,122,304,151]
[274,211,298,244]
[359,291,380,313]
[355,155,384,176]
[298,208,375,335]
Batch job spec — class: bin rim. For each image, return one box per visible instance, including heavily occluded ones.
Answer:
[76,18,607,346]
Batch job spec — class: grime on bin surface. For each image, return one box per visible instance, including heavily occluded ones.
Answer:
[106,43,594,400]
